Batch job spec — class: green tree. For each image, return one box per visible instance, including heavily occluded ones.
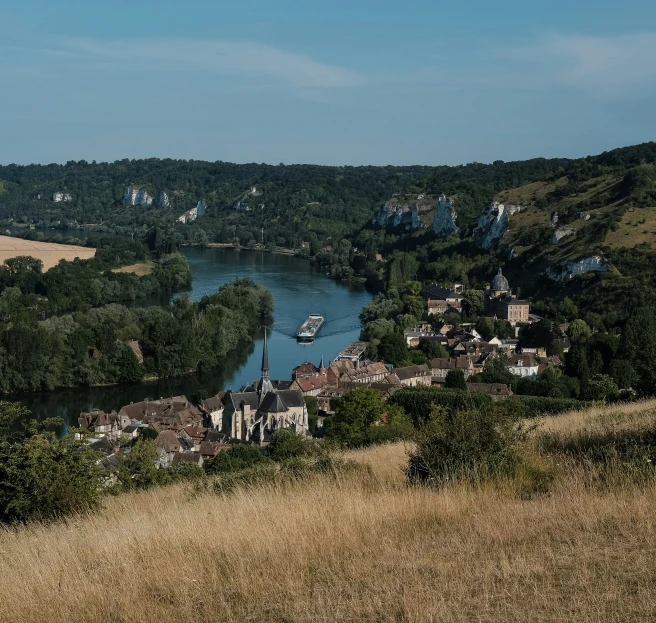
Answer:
[620,306,656,394]
[418,338,448,360]
[267,429,312,460]
[325,388,386,447]
[480,355,513,385]
[569,319,592,341]
[378,332,408,367]
[445,369,467,390]
[475,317,494,339]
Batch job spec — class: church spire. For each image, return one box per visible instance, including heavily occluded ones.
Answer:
[319,354,325,370]
[259,328,274,399]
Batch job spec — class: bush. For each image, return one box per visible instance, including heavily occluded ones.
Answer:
[266,429,314,461]
[407,406,521,486]
[203,444,268,474]
[389,387,493,427]
[511,395,593,418]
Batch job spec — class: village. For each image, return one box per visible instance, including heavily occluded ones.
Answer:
[78,268,568,475]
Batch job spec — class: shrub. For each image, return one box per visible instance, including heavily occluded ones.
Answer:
[267,429,314,461]
[407,406,521,486]
[389,387,493,427]
[203,444,268,474]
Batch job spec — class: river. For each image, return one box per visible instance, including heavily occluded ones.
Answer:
[15,247,373,433]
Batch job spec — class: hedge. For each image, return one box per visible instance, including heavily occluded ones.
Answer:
[389,387,492,427]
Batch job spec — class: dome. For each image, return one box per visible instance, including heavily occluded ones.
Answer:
[491,268,510,293]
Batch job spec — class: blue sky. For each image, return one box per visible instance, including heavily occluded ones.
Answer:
[1,0,656,166]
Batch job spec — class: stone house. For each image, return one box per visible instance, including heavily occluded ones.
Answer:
[506,353,540,378]
[430,357,475,381]
[393,364,432,387]
[171,452,204,467]
[317,387,348,414]
[200,394,225,429]
[118,396,204,432]
[154,430,181,466]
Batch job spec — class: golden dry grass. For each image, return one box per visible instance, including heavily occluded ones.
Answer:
[112,261,155,276]
[1,406,656,622]
[0,235,95,270]
[604,206,656,249]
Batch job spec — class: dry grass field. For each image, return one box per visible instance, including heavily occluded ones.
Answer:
[112,261,155,276]
[0,235,95,270]
[1,402,656,622]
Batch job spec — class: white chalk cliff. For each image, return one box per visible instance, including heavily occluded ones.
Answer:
[546,256,608,281]
[123,187,153,207]
[473,201,509,249]
[433,194,458,238]
[156,191,170,208]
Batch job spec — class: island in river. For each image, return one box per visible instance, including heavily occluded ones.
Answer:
[16,247,373,433]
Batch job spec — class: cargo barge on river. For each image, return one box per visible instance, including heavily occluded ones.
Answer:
[296,314,324,341]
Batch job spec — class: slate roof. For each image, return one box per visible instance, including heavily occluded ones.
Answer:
[201,396,224,413]
[393,364,431,381]
[259,392,288,413]
[466,383,513,397]
[154,430,180,452]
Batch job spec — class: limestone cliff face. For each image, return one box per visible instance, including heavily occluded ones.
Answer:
[552,228,575,244]
[433,194,457,238]
[546,256,608,281]
[53,192,72,202]
[372,202,422,231]
[156,191,170,208]
[123,187,153,207]
[177,199,207,224]
[473,201,508,249]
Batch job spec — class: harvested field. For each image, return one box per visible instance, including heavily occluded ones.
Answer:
[0,235,95,270]
[112,261,155,276]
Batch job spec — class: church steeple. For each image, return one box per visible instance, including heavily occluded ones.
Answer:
[258,328,274,399]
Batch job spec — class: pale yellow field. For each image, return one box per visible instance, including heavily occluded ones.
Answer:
[112,261,155,276]
[1,403,656,622]
[0,235,95,270]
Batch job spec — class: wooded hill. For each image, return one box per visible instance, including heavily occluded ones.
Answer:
[2,142,656,325]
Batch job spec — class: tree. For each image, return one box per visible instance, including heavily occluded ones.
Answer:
[378,332,408,367]
[418,338,448,360]
[463,290,484,317]
[445,369,467,390]
[304,396,319,435]
[565,344,591,385]
[0,402,104,524]
[620,306,656,394]
[569,319,592,341]
[267,429,312,460]
[558,297,579,321]
[475,317,494,339]
[609,359,636,389]
[325,388,386,447]
[480,355,513,385]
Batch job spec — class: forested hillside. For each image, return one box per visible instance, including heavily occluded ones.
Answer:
[2,142,656,331]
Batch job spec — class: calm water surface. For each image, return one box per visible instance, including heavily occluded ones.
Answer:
[17,248,372,432]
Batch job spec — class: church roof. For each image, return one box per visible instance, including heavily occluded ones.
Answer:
[259,392,288,413]
[491,268,510,292]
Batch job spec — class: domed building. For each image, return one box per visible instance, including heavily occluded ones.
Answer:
[486,268,530,325]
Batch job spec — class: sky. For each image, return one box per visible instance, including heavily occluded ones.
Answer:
[1,0,656,166]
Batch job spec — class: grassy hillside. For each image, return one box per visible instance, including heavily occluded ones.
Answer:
[2,401,656,622]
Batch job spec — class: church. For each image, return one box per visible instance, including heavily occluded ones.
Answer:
[486,268,530,325]
[222,331,309,444]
